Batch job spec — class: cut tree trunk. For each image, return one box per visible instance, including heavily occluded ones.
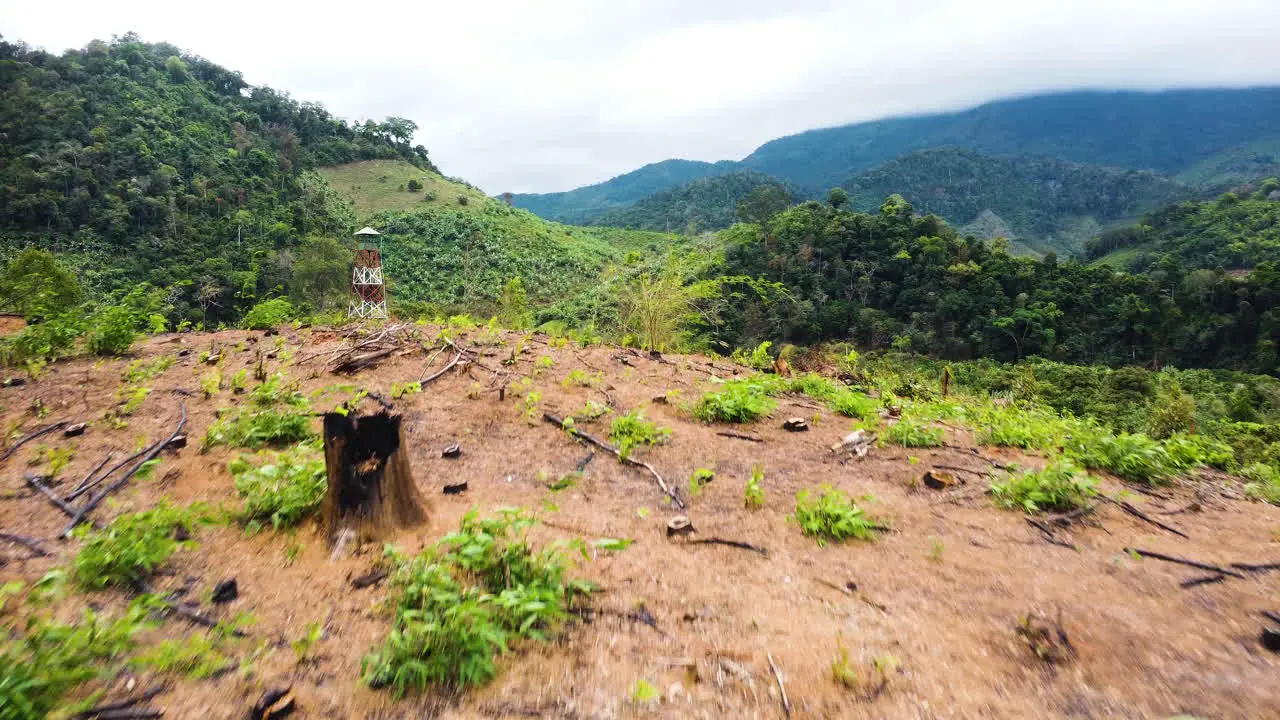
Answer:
[321,411,427,543]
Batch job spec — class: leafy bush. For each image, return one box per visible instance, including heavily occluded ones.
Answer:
[229,442,327,530]
[0,312,86,366]
[609,411,671,461]
[86,305,138,356]
[792,486,883,545]
[731,341,774,371]
[241,298,294,330]
[884,418,944,448]
[204,409,315,450]
[73,503,212,589]
[1162,433,1234,471]
[0,597,153,719]
[1065,429,1172,484]
[831,391,879,420]
[1147,375,1196,439]
[990,459,1097,513]
[693,378,778,423]
[1242,463,1280,504]
[406,179,422,191]
[972,405,1068,451]
[362,508,591,695]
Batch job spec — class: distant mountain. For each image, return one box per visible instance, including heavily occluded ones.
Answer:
[511,158,737,224]
[840,148,1194,255]
[514,87,1280,228]
[585,170,795,233]
[745,87,1280,191]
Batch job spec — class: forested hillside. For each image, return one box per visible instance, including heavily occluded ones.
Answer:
[0,35,430,324]
[714,195,1280,373]
[584,170,796,233]
[840,149,1193,255]
[1086,180,1280,271]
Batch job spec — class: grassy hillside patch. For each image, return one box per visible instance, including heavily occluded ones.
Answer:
[320,160,491,220]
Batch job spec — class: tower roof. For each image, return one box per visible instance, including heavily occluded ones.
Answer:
[354,226,381,236]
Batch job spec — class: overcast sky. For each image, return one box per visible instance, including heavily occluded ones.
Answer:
[5,1,1280,194]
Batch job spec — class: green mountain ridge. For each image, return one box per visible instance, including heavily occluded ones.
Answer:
[512,87,1280,227]
[581,169,798,233]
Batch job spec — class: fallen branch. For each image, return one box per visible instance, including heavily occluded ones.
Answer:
[813,577,888,612]
[1101,496,1189,539]
[66,447,150,503]
[1125,548,1246,579]
[931,464,988,476]
[716,430,763,443]
[165,601,246,637]
[1232,561,1280,573]
[351,568,390,589]
[76,685,166,718]
[1026,518,1078,551]
[685,537,769,556]
[69,453,115,499]
[1263,610,1280,625]
[0,532,51,556]
[421,350,463,385]
[62,403,187,538]
[1180,574,1229,588]
[332,347,396,374]
[25,475,98,527]
[366,391,394,410]
[766,652,791,719]
[542,413,684,509]
[1,420,70,463]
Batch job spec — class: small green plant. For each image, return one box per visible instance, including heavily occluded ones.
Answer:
[546,471,579,491]
[831,638,858,689]
[292,621,324,663]
[562,369,600,388]
[576,399,612,421]
[86,306,138,356]
[229,369,248,394]
[73,502,213,589]
[522,390,542,420]
[693,378,778,423]
[38,445,76,479]
[391,381,422,398]
[534,355,554,371]
[118,386,152,415]
[200,370,222,399]
[122,356,173,383]
[229,442,327,530]
[241,298,294,330]
[688,467,715,496]
[283,540,304,567]
[927,536,945,562]
[744,465,765,510]
[731,340,774,371]
[1065,429,1172,485]
[609,410,671,461]
[592,538,634,552]
[792,486,882,545]
[631,679,660,704]
[991,459,1098,513]
[132,632,231,678]
[884,418,944,448]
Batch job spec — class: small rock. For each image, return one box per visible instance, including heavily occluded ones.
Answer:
[63,423,87,437]
[266,351,278,359]
[443,480,468,495]
[204,353,221,365]
[176,349,191,357]
[1263,627,1280,653]
[263,328,279,337]
[211,578,238,604]
[251,686,295,720]
[3,377,27,387]
[166,434,188,450]
[441,443,462,459]
[666,516,695,537]
[782,417,809,432]
[922,470,960,490]
[652,395,668,405]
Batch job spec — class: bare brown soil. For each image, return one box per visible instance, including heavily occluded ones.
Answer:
[2,327,1278,719]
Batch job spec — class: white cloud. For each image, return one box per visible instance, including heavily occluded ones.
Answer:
[4,0,1280,193]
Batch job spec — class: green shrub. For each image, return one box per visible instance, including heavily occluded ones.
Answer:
[972,405,1068,451]
[1162,433,1234,471]
[1146,375,1196,439]
[792,486,883,545]
[406,179,422,191]
[86,305,138,356]
[609,411,671,461]
[229,442,327,530]
[73,503,212,589]
[688,468,714,495]
[1065,429,1172,484]
[203,410,315,450]
[990,459,1097,513]
[0,597,153,718]
[131,633,231,678]
[693,378,778,423]
[1242,463,1280,504]
[884,418,944,448]
[831,391,879,420]
[0,313,86,366]
[731,341,774,371]
[362,508,591,695]
[241,298,294,330]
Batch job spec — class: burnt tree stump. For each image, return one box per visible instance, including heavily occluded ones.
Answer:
[321,411,427,543]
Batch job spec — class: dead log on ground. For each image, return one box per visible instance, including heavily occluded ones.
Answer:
[0,532,51,556]
[716,430,763,443]
[685,537,768,556]
[320,411,427,544]
[1101,496,1189,539]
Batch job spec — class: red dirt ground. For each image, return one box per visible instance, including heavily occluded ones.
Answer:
[1,326,1278,719]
